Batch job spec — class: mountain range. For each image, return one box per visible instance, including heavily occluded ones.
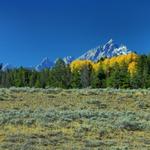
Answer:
[2,39,132,71]
[78,39,131,61]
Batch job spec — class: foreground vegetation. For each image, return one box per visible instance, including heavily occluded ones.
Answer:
[0,88,150,149]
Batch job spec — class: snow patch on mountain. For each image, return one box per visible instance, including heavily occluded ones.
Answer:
[35,57,54,71]
[2,63,14,71]
[63,56,74,64]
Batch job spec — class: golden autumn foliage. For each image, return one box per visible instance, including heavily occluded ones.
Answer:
[92,61,103,73]
[128,61,138,76]
[104,52,138,68]
[103,58,110,71]
[70,53,138,76]
[70,60,93,72]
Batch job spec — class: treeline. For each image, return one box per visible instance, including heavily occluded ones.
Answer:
[0,53,150,89]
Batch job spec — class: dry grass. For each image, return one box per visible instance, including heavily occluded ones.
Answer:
[0,88,150,149]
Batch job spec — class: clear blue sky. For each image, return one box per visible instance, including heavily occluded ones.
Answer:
[0,0,150,67]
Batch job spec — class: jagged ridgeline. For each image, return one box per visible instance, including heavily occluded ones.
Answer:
[1,39,130,71]
[34,39,131,71]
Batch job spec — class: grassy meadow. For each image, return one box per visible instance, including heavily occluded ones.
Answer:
[0,88,150,150]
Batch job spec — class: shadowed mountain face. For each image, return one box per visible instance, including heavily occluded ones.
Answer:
[35,57,54,71]
[2,63,14,71]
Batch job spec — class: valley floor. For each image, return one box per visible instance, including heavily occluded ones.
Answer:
[0,88,150,150]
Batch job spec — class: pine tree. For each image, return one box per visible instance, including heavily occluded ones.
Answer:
[91,69,106,88]
[29,70,38,87]
[50,59,71,88]
[71,71,81,88]
[107,63,129,88]
[35,74,41,88]
[80,65,91,88]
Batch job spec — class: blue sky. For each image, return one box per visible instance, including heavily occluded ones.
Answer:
[0,0,150,67]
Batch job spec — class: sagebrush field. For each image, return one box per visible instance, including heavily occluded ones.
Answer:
[0,88,150,150]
